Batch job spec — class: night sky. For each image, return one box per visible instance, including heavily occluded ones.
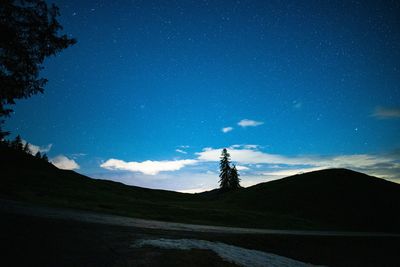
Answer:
[5,0,400,192]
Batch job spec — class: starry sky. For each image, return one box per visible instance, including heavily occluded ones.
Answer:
[5,0,400,192]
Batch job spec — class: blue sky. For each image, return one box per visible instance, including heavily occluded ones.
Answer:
[5,0,400,192]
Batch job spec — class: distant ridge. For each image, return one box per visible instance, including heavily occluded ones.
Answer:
[1,145,400,232]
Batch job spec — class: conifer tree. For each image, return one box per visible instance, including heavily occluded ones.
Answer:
[23,142,31,154]
[219,148,232,189]
[229,164,241,189]
[41,153,48,162]
[35,151,42,158]
[12,135,23,150]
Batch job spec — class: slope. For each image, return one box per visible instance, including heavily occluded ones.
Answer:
[1,145,400,232]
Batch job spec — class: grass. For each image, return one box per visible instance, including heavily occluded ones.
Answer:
[2,145,400,232]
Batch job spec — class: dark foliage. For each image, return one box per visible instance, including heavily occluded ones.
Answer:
[35,151,42,158]
[219,148,241,190]
[219,148,231,189]
[0,0,76,136]
[11,134,23,150]
[23,141,30,153]
[229,164,241,189]
[1,134,49,162]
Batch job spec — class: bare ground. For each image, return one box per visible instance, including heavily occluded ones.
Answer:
[1,199,399,267]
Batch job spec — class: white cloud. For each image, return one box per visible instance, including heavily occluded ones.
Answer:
[318,154,395,169]
[196,146,400,180]
[51,155,80,170]
[22,140,52,155]
[372,106,400,119]
[196,147,306,165]
[71,153,87,158]
[238,119,264,127]
[244,144,259,149]
[197,147,397,168]
[263,167,325,177]
[222,127,233,133]
[235,165,249,171]
[175,149,187,154]
[178,187,214,193]
[239,174,281,187]
[96,145,400,192]
[100,159,197,175]
[230,144,259,149]
[93,170,219,193]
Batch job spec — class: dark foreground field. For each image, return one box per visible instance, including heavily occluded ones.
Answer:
[1,210,399,267]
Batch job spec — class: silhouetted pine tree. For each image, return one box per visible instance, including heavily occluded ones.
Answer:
[219,148,232,190]
[12,135,23,151]
[23,142,31,154]
[42,153,48,162]
[35,151,42,159]
[229,164,241,189]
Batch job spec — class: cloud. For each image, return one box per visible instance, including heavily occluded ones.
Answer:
[196,147,306,165]
[197,147,396,168]
[71,153,87,157]
[222,127,233,133]
[263,167,325,176]
[372,107,400,119]
[176,145,190,154]
[178,187,214,193]
[92,170,218,193]
[235,165,249,171]
[237,119,264,127]
[100,159,197,175]
[196,146,400,180]
[22,140,52,155]
[318,154,396,169]
[51,155,80,170]
[231,144,259,149]
[96,145,400,192]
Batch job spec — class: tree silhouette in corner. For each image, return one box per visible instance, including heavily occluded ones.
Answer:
[0,0,76,138]
[219,148,241,190]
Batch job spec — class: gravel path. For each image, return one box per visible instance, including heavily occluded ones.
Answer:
[1,199,399,237]
[133,238,323,267]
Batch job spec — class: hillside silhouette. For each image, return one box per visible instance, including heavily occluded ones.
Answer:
[1,145,400,232]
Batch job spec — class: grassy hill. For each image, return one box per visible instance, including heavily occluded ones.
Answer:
[212,168,400,232]
[1,145,400,232]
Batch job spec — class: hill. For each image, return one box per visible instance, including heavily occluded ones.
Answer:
[1,145,400,232]
[212,168,400,232]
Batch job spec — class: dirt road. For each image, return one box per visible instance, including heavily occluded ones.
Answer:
[1,198,399,237]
